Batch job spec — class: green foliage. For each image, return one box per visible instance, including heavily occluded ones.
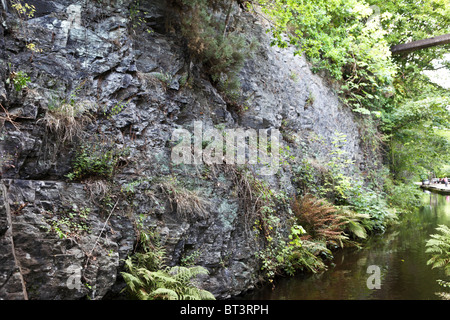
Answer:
[255,0,396,115]
[8,71,30,92]
[45,207,91,239]
[289,133,395,234]
[241,164,372,280]
[384,89,450,181]
[383,177,423,213]
[256,190,372,280]
[173,0,256,102]
[129,0,153,33]
[121,214,215,300]
[121,263,215,300]
[131,215,167,270]
[368,0,450,181]
[337,207,369,240]
[66,139,129,181]
[383,95,450,133]
[11,0,36,19]
[426,224,450,296]
[255,223,329,280]
[233,167,327,279]
[382,84,450,181]
[366,0,450,79]
[387,127,450,181]
[426,225,450,277]
[102,101,128,119]
[285,238,329,275]
[292,158,328,196]
[181,249,202,267]
[343,182,396,233]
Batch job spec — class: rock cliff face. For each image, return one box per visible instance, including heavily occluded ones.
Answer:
[0,0,370,299]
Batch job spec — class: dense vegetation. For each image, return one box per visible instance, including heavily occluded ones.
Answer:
[426,224,450,300]
[5,0,449,300]
[254,0,450,181]
[244,0,449,283]
[123,0,450,296]
[167,0,450,284]
[170,0,449,187]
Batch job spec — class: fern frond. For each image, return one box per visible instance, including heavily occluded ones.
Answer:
[137,288,149,300]
[182,287,216,300]
[292,194,351,246]
[346,220,368,239]
[122,257,215,300]
[170,265,209,284]
[120,272,141,294]
[196,289,216,300]
[426,225,450,276]
[148,288,179,300]
[150,270,179,286]
[436,225,450,236]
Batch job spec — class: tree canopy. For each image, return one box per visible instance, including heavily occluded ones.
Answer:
[252,0,450,181]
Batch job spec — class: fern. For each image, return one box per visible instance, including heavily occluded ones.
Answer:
[119,216,214,300]
[147,288,179,300]
[426,225,450,277]
[288,239,329,274]
[167,266,215,300]
[337,207,370,240]
[292,194,348,247]
[120,272,141,294]
[171,266,209,284]
[121,256,215,300]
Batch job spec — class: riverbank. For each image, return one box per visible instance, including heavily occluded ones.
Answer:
[242,190,450,300]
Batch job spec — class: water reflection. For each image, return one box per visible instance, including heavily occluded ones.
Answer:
[243,191,450,300]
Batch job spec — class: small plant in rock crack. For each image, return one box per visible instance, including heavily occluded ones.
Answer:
[180,249,202,267]
[11,0,36,19]
[129,0,154,34]
[102,101,128,119]
[45,207,92,239]
[66,139,130,181]
[7,70,30,92]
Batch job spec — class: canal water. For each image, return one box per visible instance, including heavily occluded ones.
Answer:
[243,190,450,300]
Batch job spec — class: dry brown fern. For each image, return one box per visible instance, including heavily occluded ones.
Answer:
[292,194,348,247]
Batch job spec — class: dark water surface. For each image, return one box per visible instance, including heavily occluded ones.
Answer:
[243,191,450,300]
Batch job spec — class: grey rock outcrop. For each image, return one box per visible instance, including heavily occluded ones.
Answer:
[0,0,372,299]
